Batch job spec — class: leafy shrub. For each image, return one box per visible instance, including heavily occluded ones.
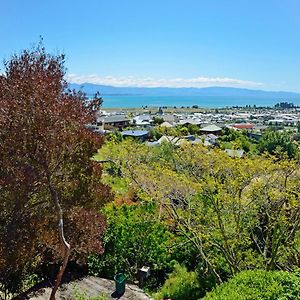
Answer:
[153,262,201,300]
[202,269,300,300]
[258,130,299,158]
[187,124,200,135]
[178,126,189,136]
[153,116,164,125]
[88,203,173,287]
[149,128,163,141]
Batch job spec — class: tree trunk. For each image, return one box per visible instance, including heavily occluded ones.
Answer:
[46,176,71,300]
[49,217,71,300]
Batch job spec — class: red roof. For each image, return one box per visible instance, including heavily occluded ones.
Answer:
[233,123,254,129]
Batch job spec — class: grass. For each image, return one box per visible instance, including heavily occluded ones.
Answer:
[73,287,108,300]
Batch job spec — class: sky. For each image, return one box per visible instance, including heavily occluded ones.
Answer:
[0,0,299,92]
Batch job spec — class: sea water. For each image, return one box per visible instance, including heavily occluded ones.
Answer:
[100,95,300,108]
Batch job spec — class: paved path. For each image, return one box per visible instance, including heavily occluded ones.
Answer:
[20,276,152,300]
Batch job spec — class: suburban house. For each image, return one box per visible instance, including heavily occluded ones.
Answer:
[121,130,149,141]
[199,124,222,135]
[163,114,180,124]
[132,114,153,127]
[268,118,298,126]
[232,123,254,130]
[98,115,130,130]
[205,133,219,145]
[160,121,174,128]
[179,118,201,126]
[146,135,200,147]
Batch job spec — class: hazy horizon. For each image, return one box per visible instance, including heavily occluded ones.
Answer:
[69,82,300,95]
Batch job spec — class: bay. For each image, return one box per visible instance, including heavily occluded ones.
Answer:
[100,95,300,108]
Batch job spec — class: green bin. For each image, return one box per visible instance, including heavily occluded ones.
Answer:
[114,273,126,295]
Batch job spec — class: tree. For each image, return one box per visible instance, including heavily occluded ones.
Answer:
[153,262,201,300]
[258,130,299,159]
[0,43,111,299]
[153,116,164,125]
[99,139,300,284]
[88,202,173,287]
[218,127,256,153]
[274,102,295,109]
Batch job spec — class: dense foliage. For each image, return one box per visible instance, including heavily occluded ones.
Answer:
[88,202,173,287]
[258,130,299,158]
[218,127,257,152]
[153,263,202,300]
[202,269,300,300]
[0,44,111,298]
[95,137,300,297]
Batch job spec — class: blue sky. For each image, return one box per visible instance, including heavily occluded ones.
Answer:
[1,0,299,91]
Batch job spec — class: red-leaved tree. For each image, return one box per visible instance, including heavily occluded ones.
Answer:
[0,43,112,299]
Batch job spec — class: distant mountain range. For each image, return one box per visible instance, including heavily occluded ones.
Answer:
[69,83,300,99]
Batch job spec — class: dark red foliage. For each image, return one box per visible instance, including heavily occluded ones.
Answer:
[0,43,112,294]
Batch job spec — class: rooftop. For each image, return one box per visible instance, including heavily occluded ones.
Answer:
[121,130,149,137]
[98,115,130,123]
[233,123,254,129]
[200,124,222,132]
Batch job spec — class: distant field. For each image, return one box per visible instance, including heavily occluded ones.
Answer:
[101,106,292,115]
[102,107,207,114]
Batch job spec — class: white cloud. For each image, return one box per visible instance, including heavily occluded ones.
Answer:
[67,74,263,88]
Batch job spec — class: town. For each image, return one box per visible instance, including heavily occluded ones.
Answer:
[88,103,300,157]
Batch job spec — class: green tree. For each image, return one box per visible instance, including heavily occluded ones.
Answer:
[99,140,300,284]
[218,128,256,152]
[88,202,173,287]
[153,116,164,125]
[153,262,201,300]
[258,130,299,158]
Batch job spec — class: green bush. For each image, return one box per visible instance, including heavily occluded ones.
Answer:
[258,130,299,158]
[149,128,163,141]
[153,116,164,125]
[187,124,200,135]
[88,202,173,287]
[153,262,202,300]
[202,270,300,300]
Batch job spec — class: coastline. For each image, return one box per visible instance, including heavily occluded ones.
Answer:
[100,95,300,109]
